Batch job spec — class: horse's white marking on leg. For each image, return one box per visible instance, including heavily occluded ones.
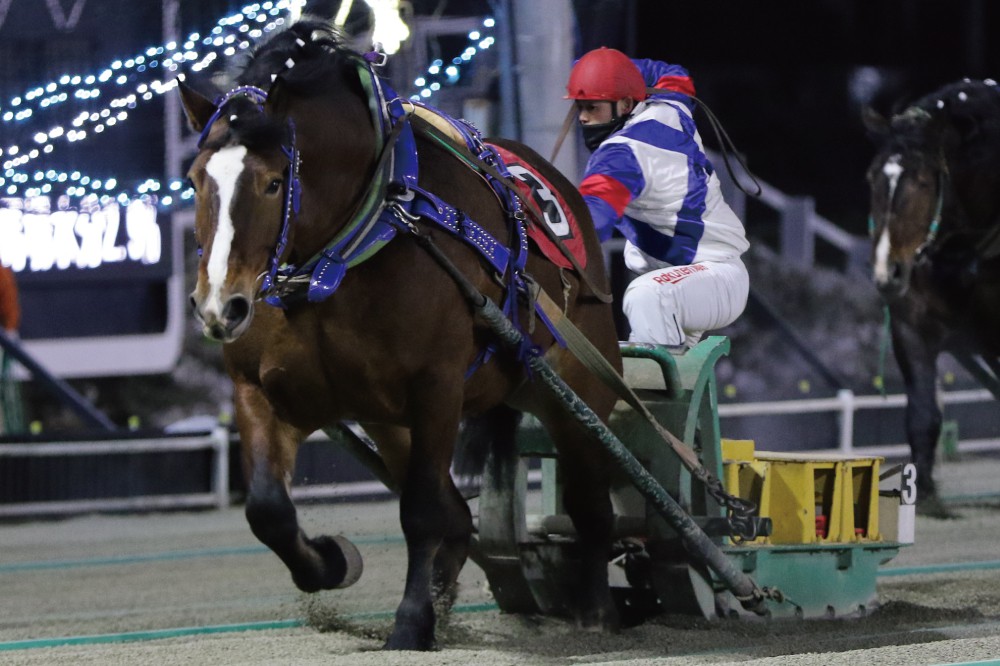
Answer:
[874,227,891,285]
[204,145,248,318]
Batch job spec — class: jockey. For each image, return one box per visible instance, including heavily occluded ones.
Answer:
[566,47,750,347]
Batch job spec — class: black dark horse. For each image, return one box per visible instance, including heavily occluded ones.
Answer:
[863,79,1000,506]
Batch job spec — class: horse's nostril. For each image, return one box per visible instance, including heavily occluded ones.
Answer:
[223,295,251,325]
[189,294,198,311]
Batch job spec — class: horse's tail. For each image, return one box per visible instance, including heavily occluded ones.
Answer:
[452,404,523,498]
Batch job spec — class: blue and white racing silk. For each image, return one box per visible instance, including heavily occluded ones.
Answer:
[579,60,749,274]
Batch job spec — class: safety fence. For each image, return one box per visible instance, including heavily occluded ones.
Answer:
[0,388,996,517]
[718,387,995,457]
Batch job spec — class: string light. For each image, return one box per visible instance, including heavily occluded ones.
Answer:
[334,0,410,54]
[2,3,482,208]
[0,1,307,206]
[409,16,494,102]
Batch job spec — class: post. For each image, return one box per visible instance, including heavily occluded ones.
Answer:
[212,425,231,508]
[837,388,855,455]
[780,195,815,268]
[494,0,521,141]
[163,0,182,182]
[512,0,576,176]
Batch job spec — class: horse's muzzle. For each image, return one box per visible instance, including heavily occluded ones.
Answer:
[191,292,255,342]
[874,261,911,299]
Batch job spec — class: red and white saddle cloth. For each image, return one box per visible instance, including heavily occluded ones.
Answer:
[489,144,588,271]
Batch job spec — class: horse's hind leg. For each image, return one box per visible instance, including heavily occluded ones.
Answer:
[522,387,617,629]
[548,418,618,628]
[235,384,363,592]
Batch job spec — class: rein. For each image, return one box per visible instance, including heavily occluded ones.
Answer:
[550,86,762,197]
[914,170,946,262]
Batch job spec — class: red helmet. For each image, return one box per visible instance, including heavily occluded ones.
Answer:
[565,47,647,102]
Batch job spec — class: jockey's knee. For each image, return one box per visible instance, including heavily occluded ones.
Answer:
[623,279,683,346]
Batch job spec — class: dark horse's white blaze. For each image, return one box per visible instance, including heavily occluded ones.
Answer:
[873,154,903,287]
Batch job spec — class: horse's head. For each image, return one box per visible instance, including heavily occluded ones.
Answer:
[179,22,376,342]
[863,105,947,298]
[180,84,298,341]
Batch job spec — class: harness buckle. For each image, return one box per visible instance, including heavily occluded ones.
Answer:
[390,202,421,233]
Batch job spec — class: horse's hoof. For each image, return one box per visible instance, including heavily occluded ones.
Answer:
[383,627,437,651]
[293,535,364,592]
[330,535,364,588]
[576,604,621,632]
[916,494,957,520]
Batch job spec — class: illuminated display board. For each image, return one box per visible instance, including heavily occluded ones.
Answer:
[1,195,166,280]
[0,196,184,377]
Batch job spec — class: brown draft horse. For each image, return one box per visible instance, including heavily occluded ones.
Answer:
[863,79,1000,507]
[179,20,621,649]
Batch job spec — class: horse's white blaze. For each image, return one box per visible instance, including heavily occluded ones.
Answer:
[883,154,903,204]
[203,145,248,318]
[873,227,891,284]
[873,154,904,285]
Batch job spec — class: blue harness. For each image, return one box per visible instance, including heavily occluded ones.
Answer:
[199,54,562,372]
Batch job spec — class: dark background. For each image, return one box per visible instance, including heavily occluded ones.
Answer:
[2,0,995,234]
[574,0,998,233]
[1,0,997,343]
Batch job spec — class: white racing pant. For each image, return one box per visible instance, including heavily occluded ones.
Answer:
[622,258,749,347]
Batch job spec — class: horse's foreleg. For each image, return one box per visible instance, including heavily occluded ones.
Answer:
[235,384,363,592]
[384,388,471,650]
[362,421,461,613]
[892,322,942,500]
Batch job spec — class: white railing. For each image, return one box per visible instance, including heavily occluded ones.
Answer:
[708,150,869,274]
[718,387,996,457]
[0,389,996,515]
[0,427,230,517]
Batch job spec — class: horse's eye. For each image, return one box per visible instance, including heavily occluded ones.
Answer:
[266,178,283,195]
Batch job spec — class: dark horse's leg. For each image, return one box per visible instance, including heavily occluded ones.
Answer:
[891,320,943,502]
[385,374,472,650]
[235,383,363,592]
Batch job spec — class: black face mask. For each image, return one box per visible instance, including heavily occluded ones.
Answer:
[580,105,629,152]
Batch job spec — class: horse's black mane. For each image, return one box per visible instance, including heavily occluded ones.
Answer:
[890,79,1000,156]
[206,19,364,152]
[239,19,361,95]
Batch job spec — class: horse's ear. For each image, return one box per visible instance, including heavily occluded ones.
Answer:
[264,77,292,121]
[178,80,216,133]
[861,106,889,141]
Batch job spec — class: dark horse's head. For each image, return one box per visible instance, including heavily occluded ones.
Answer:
[863,80,1000,298]
[179,20,376,342]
